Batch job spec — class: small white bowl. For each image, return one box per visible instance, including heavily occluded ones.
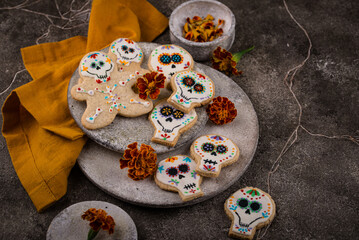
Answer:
[169,0,236,61]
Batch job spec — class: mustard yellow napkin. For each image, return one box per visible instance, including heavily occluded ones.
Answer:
[2,0,168,212]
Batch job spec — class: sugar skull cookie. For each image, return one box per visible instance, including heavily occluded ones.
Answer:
[155,155,204,201]
[190,135,240,177]
[225,187,276,239]
[149,99,197,147]
[71,51,153,129]
[108,38,143,70]
[168,70,215,113]
[148,44,194,88]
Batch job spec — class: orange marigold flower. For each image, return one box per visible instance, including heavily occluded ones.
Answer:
[82,208,115,235]
[136,72,165,100]
[206,96,237,125]
[119,142,157,181]
[211,46,254,76]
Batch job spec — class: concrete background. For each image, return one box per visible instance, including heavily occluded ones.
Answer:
[1,0,358,239]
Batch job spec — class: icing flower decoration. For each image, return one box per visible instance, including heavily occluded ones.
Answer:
[136,72,166,100]
[183,14,224,42]
[206,96,237,125]
[119,142,157,181]
[81,208,115,240]
[211,46,254,76]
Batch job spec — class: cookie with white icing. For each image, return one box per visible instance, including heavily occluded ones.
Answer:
[148,99,197,147]
[225,187,276,239]
[108,38,144,72]
[148,44,194,88]
[71,51,153,129]
[190,135,240,177]
[155,155,204,201]
[168,70,215,113]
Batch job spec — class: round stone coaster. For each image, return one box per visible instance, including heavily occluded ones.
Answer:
[46,201,137,240]
[68,43,208,154]
[77,63,259,207]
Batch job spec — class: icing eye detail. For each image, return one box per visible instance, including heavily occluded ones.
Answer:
[159,53,172,65]
[129,48,134,53]
[171,53,183,64]
[193,83,204,93]
[181,76,195,87]
[250,201,262,213]
[99,61,104,67]
[90,62,97,68]
[237,198,249,209]
[201,142,215,152]
[160,106,174,117]
[166,167,178,177]
[216,145,228,154]
[178,163,190,174]
[173,110,184,119]
[121,45,128,51]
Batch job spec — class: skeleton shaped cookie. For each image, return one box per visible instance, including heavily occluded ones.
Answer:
[168,70,215,113]
[191,135,240,177]
[149,99,197,146]
[155,155,204,201]
[71,51,152,129]
[225,187,276,239]
[148,44,194,88]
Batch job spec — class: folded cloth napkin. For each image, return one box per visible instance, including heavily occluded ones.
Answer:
[1,0,168,212]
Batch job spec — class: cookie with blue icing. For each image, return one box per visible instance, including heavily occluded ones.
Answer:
[168,70,215,113]
[225,187,276,239]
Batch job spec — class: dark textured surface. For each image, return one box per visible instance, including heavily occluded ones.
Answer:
[0,0,358,239]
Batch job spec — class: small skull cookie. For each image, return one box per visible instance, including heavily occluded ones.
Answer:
[168,70,215,113]
[149,99,197,147]
[225,187,276,239]
[71,50,152,129]
[155,155,204,201]
[148,44,194,88]
[190,135,240,177]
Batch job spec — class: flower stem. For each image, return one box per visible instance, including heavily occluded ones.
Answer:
[88,229,99,240]
[232,46,255,62]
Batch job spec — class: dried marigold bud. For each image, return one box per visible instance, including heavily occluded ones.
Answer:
[119,142,157,181]
[206,96,237,125]
[183,14,224,42]
[82,208,115,238]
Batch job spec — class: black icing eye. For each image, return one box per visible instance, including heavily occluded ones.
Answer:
[159,53,171,65]
[99,61,104,67]
[129,48,134,53]
[237,198,249,209]
[250,202,262,212]
[216,145,228,154]
[171,53,183,64]
[181,77,195,87]
[178,163,190,174]
[201,142,215,152]
[121,45,128,51]
[166,167,178,177]
[160,106,173,117]
[193,83,204,93]
[173,110,184,119]
[90,62,97,68]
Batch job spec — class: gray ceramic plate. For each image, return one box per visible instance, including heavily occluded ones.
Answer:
[76,46,259,207]
[68,43,208,154]
[46,201,137,240]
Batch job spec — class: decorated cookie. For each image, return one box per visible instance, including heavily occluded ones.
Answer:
[190,135,240,177]
[149,99,197,147]
[168,70,215,113]
[155,155,204,201]
[225,187,276,239]
[71,51,153,129]
[108,38,143,71]
[148,44,194,88]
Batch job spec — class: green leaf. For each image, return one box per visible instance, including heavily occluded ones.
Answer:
[232,46,255,62]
